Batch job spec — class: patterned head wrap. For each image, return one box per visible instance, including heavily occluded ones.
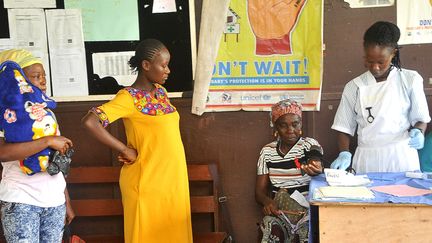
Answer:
[0,49,42,68]
[270,99,302,127]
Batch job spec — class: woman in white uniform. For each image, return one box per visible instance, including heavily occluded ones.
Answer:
[330,21,431,173]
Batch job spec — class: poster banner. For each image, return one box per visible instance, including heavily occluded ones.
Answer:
[64,0,139,42]
[397,0,432,45]
[205,0,323,112]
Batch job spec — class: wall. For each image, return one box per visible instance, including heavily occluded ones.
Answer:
[17,0,432,242]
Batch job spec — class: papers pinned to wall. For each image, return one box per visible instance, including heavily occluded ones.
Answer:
[45,9,88,97]
[7,8,52,96]
[0,39,15,52]
[152,0,177,13]
[4,0,56,9]
[344,0,394,8]
[92,51,136,87]
[64,0,139,42]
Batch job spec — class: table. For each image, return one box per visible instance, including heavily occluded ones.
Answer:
[308,173,432,243]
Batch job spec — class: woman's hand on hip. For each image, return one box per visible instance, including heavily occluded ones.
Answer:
[118,147,137,165]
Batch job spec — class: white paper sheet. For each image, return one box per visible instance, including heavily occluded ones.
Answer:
[4,0,56,9]
[45,9,88,97]
[0,39,14,52]
[7,9,52,96]
[324,168,371,187]
[8,9,48,49]
[92,51,136,87]
[45,9,84,50]
[315,186,375,200]
[152,0,177,13]
[344,0,394,8]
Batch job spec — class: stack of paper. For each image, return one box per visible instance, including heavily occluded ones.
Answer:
[324,168,371,186]
[314,186,375,200]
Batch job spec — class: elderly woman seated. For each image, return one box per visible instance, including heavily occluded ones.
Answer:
[256,99,323,243]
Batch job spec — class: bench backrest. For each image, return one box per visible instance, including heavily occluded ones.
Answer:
[66,163,222,232]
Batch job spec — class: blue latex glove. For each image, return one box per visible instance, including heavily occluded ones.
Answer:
[408,128,425,149]
[330,151,352,170]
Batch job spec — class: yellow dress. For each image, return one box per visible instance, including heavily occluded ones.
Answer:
[96,85,193,243]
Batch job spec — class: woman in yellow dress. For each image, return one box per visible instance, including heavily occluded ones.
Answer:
[81,39,193,242]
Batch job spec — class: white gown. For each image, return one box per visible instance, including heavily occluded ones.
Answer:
[332,68,431,173]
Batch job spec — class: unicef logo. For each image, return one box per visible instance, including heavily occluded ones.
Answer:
[262,95,271,101]
[221,93,232,103]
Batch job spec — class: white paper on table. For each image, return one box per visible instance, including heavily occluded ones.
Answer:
[7,9,52,96]
[46,9,88,97]
[4,0,56,9]
[314,186,375,200]
[324,168,371,187]
[152,0,177,13]
[92,51,136,87]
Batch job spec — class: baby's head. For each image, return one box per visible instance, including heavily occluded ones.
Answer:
[0,49,47,93]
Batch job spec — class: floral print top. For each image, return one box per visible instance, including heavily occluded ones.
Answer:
[125,84,176,116]
[91,83,176,128]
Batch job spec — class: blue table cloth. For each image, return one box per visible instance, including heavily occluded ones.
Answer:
[308,172,432,243]
[308,172,432,205]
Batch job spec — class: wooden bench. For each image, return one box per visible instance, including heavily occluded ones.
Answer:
[66,164,229,243]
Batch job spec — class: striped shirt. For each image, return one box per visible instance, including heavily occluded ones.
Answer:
[257,137,322,192]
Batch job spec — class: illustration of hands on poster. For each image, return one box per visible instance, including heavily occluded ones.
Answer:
[247,0,306,55]
[206,0,323,113]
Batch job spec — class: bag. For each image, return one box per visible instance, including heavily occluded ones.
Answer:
[273,189,308,224]
[47,148,74,176]
[62,224,85,243]
[258,189,309,243]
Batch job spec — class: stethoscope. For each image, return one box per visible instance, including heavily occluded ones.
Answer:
[365,107,374,123]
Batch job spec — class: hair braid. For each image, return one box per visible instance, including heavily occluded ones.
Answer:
[363,21,402,70]
[128,39,166,73]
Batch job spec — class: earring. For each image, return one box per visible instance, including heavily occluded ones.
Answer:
[299,130,303,136]
[273,131,278,138]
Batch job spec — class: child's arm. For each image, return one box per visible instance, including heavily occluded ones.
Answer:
[0,136,72,162]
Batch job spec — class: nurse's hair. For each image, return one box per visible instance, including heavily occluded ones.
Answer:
[363,21,401,70]
[128,39,167,73]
